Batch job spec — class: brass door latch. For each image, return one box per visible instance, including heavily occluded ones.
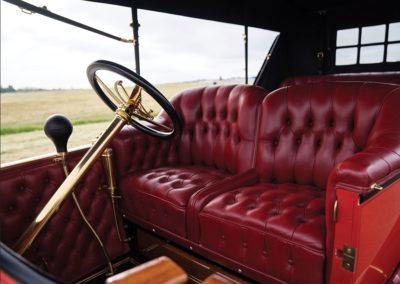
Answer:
[341,244,357,272]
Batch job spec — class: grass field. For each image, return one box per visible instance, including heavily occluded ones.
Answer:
[1,80,245,163]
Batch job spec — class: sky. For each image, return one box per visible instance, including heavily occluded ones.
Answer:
[1,0,279,89]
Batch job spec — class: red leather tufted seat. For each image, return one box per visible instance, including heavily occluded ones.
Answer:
[112,81,400,283]
[198,183,325,284]
[113,85,268,238]
[280,72,400,87]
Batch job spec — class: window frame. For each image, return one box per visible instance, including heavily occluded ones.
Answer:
[334,23,400,66]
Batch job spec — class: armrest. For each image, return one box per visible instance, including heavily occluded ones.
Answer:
[328,87,400,195]
[331,145,400,194]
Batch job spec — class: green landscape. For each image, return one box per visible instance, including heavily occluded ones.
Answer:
[1,80,245,163]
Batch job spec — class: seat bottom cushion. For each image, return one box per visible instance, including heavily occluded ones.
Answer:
[197,183,326,284]
[119,165,229,237]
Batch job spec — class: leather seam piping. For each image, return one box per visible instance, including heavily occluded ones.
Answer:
[251,91,266,170]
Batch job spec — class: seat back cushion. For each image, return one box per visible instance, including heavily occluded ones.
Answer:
[113,84,268,178]
[174,84,267,174]
[255,82,400,189]
[280,72,400,88]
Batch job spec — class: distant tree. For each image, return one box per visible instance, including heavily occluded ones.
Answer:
[0,85,16,93]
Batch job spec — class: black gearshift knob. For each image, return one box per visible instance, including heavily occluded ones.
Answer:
[44,114,73,153]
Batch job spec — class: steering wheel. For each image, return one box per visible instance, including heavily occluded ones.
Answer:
[87,60,181,139]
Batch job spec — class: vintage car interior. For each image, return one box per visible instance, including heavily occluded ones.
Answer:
[1,0,400,283]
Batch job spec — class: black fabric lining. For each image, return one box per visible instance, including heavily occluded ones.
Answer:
[359,173,400,203]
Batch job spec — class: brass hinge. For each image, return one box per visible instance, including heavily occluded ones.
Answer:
[342,244,357,272]
[370,183,383,191]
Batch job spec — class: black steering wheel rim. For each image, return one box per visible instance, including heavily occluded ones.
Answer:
[87,60,181,139]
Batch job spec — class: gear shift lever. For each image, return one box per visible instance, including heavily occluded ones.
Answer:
[44,114,73,153]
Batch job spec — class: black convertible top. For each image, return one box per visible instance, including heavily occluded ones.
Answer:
[85,0,400,31]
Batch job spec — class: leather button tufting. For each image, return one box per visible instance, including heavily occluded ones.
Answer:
[288,258,294,265]
[224,128,230,137]
[147,174,157,180]
[297,218,307,224]
[158,177,168,183]
[178,174,189,179]
[171,181,181,188]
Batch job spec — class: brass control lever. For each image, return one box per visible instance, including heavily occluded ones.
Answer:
[43,114,114,275]
[101,149,124,242]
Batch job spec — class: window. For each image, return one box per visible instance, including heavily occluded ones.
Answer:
[335,22,400,65]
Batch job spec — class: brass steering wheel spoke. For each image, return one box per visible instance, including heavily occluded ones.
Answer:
[131,111,173,132]
[94,75,126,107]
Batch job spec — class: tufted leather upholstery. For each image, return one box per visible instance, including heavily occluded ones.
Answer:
[113,84,268,238]
[280,72,400,88]
[120,165,230,237]
[3,78,399,283]
[198,183,325,284]
[0,152,130,282]
[111,81,400,283]
[255,82,400,187]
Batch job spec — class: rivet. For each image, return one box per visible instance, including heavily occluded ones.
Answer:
[152,228,156,232]
[189,246,193,250]
[238,269,242,273]
[122,214,126,218]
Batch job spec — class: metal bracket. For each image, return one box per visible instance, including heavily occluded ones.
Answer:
[370,183,383,191]
[342,244,357,272]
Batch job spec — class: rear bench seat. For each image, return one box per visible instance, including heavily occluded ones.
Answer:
[111,76,400,283]
[280,71,400,87]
